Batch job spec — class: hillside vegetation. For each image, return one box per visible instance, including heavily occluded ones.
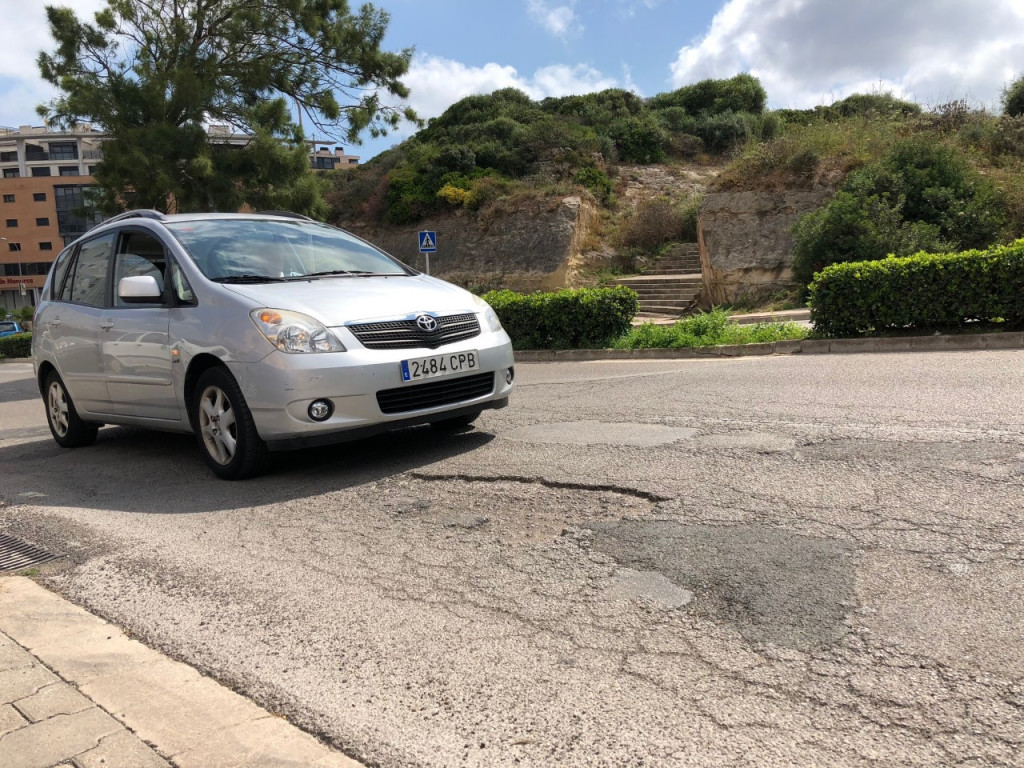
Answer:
[325,74,1024,289]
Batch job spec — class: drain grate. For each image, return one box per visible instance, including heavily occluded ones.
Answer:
[0,533,62,572]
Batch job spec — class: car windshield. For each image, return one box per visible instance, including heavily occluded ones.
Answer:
[0,322,16,332]
[164,219,411,281]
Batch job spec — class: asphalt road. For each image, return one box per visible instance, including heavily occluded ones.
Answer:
[1,351,1023,767]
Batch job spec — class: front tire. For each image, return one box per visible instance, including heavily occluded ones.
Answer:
[43,370,98,448]
[192,367,268,480]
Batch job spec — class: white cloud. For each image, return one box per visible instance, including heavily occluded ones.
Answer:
[401,55,619,121]
[526,0,582,39]
[669,0,1024,110]
[0,0,107,127]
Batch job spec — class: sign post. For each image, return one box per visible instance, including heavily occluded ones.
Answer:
[418,230,437,275]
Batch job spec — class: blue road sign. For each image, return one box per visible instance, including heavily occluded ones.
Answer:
[418,231,437,252]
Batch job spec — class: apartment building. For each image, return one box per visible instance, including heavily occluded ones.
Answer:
[0,124,104,312]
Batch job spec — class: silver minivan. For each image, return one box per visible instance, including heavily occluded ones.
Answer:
[32,211,514,479]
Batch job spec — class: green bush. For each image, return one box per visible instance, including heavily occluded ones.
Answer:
[1002,75,1024,118]
[0,333,32,359]
[649,74,767,116]
[808,239,1024,337]
[482,287,639,349]
[791,136,1009,286]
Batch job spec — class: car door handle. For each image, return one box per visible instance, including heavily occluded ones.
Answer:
[100,319,114,330]
[49,317,61,327]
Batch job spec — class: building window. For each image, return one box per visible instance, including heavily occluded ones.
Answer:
[48,142,78,161]
[88,166,97,175]
[7,242,21,252]
[36,217,50,226]
[0,151,16,162]
[2,194,14,203]
[40,242,53,251]
[58,166,80,177]
[2,168,18,178]
[31,167,52,177]
[33,192,47,202]
[5,219,17,228]
[54,184,103,240]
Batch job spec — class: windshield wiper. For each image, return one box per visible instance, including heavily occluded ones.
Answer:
[304,269,372,277]
[212,275,288,284]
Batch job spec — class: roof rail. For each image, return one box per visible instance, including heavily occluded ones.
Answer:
[103,209,168,224]
[254,210,314,221]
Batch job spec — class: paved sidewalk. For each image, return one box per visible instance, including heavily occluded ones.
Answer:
[0,577,362,768]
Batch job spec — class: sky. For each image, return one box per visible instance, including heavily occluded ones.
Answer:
[2,0,1023,161]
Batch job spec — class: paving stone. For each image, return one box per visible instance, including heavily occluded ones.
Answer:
[0,643,34,673]
[173,715,363,768]
[0,707,121,768]
[0,665,57,705]
[0,704,27,738]
[74,729,171,768]
[14,681,91,722]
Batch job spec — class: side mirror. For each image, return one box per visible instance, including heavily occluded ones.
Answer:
[118,275,163,303]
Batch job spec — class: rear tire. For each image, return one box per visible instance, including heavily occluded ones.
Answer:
[192,367,268,480]
[43,370,98,448]
[431,410,481,431]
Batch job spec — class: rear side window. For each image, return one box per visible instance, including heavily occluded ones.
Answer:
[46,246,76,302]
[68,232,116,307]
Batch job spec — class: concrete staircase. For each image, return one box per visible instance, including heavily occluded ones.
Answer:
[609,244,703,317]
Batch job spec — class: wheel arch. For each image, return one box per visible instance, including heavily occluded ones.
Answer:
[36,360,57,396]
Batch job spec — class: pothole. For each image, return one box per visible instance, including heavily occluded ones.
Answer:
[587,520,855,650]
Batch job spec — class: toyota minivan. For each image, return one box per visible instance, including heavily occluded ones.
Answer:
[32,210,514,479]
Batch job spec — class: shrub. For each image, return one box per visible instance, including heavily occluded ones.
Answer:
[649,74,767,116]
[482,287,639,349]
[1002,75,1024,118]
[0,333,32,359]
[572,166,612,204]
[808,239,1024,337]
[609,115,667,163]
[791,136,1009,286]
[437,184,470,206]
[618,197,685,251]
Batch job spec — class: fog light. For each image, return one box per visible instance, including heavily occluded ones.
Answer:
[506,367,515,385]
[308,399,334,422]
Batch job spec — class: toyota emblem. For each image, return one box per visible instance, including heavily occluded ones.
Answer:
[415,314,439,333]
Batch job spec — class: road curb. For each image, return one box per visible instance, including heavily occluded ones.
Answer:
[513,331,1024,362]
[0,577,363,768]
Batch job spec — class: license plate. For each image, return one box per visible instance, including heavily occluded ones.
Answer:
[401,350,479,382]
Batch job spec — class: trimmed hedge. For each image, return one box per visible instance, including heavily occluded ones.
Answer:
[482,287,639,349]
[0,332,32,359]
[809,240,1024,337]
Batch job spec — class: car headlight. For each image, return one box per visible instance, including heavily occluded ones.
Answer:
[472,295,503,333]
[250,309,346,353]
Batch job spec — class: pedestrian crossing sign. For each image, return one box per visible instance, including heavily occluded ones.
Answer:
[418,231,437,252]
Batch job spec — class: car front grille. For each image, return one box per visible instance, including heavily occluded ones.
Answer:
[377,372,495,415]
[349,313,481,350]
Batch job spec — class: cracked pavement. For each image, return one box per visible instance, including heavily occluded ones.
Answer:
[0,352,1023,767]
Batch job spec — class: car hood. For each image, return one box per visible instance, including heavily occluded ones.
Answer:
[220,274,479,326]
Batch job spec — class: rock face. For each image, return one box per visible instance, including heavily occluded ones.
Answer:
[345,196,596,293]
[697,189,834,305]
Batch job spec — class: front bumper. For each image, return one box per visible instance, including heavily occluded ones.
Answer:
[226,332,514,448]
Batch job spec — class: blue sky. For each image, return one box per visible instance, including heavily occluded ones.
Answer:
[3,0,1024,161]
